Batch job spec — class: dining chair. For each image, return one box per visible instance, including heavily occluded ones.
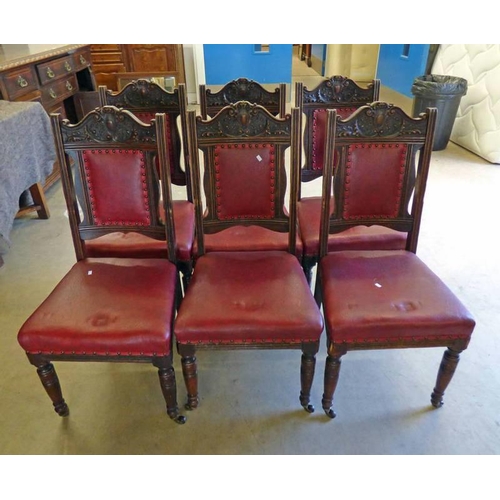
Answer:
[17,106,186,424]
[174,102,324,413]
[199,77,287,119]
[96,80,195,288]
[295,76,407,283]
[315,104,475,419]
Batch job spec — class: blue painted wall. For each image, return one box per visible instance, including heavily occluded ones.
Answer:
[376,44,430,97]
[203,44,293,85]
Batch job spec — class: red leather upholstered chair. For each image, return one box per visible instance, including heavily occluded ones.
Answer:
[17,107,186,424]
[295,76,407,283]
[199,78,287,120]
[98,81,195,287]
[315,104,475,419]
[174,102,324,413]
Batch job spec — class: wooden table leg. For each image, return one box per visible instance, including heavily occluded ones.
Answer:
[22,183,50,219]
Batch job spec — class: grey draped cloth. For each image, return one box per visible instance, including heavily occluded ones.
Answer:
[0,101,56,254]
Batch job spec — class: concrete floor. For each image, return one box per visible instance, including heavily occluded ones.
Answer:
[1,52,500,457]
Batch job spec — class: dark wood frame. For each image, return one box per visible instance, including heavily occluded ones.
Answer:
[177,102,321,413]
[189,102,297,255]
[315,103,471,418]
[99,80,194,289]
[199,78,287,120]
[296,76,380,184]
[296,76,381,282]
[98,79,191,198]
[31,106,187,423]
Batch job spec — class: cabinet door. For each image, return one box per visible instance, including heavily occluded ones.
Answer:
[124,45,185,83]
[90,44,127,90]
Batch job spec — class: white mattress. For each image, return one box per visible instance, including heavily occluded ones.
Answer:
[432,44,500,164]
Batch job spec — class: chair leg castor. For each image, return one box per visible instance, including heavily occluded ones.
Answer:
[169,412,187,424]
[323,407,337,419]
[302,403,315,413]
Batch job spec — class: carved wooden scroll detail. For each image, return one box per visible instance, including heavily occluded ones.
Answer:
[196,101,290,139]
[206,78,281,108]
[336,102,429,138]
[61,106,157,144]
[104,79,179,109]
[303,75,376,104]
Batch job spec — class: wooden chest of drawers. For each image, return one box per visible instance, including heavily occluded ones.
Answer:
[0,44,96,190]
[2,65,39,100]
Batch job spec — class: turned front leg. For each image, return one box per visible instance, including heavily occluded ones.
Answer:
[157,363,186,425]
[33,360,69,417]
[178,345,199,410]
[300,341,319,413]
[322,347,344,419]
[431,348,463,408]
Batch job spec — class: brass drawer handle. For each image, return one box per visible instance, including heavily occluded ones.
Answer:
[49,88,57,99]
[46,67,55,78]
[65,81,73,91]
[17,75,28,88]
[79,55,86,64]
[64,61,72,72]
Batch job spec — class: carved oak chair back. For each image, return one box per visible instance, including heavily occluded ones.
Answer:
[295,76,404,285]
[199,78,287,120]
[173,102,324,414]
[99,79,190,198]
[318,102,434,257]
[16,107,186,424]
[315,104,476,419]
[51,106,177,263]
[95,85,195,290]
[295,75,380,183]
[187,101,301,257]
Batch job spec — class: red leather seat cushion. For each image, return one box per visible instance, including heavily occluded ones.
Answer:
[319,250,475,345]
[175,251,324,344]
[18,258,178,357]
[85,200,194,262]
[298,197,407,257]
[198,225,303,258]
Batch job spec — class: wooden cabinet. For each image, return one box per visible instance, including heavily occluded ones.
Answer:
[0,44,96,190]
[90,44,128,89]
[90,44,185,91]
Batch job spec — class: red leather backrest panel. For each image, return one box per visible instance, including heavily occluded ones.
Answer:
[342,143,408,219]
[134,111,156,124]
[312,107,358,171]
[82,149,151,226]
[214,143,276,220]
[133,111,174,175]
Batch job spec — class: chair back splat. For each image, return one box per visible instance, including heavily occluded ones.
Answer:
[187,101,301,258]
[318,102,437,259]
[296,75,380,183]
[99,79,190,198]
[295,76,392,284]
[96,82,195,289]
[200,78,287,120]
[51,106,177,263]
[315,103,476,420]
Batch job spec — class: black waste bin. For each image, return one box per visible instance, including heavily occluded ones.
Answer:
[411,75,468,151]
